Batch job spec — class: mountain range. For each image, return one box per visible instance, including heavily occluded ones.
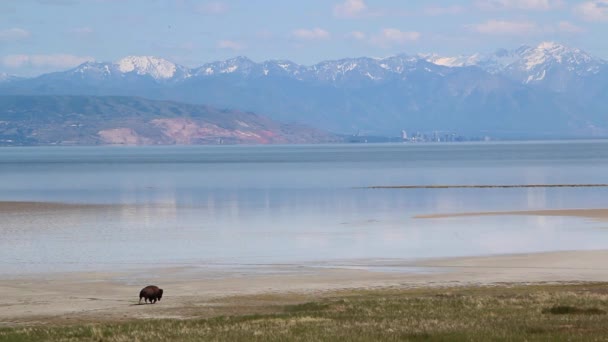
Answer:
[2,42,608,139]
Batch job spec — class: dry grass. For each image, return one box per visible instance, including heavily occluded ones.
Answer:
[3,283,608,341]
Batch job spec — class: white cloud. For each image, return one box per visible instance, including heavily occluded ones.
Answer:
[370,29,420,47]
[477,0,562,10]
[557,21,585,33]
[469,20,538,34]
[2,54,94,69]
[217,40,244,51]
[197,1,229,14]
[424,5,464,16]
[0,28,30,42]
[333,0,367,18]
[576,1,608,21]
[291,28,330,40]
[347,31,367,40]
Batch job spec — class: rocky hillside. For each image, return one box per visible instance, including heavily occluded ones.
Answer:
[0,96,339,146]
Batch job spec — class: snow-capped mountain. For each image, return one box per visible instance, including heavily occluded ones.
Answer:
[421,53,484,68]
[421,47,523,71]
[29,41,598,89]
[2,42,608,138]
[0,73,20,83]
[194,56,258,76]
[422,42,606,91]
[304,55,446,84]
[117,56,191,80]
[4,41,604,88]
[190,54,448,84]
[184,42,604,89]
[503,42,604,90]
[66,56,191,82]
[261,60,307,78]
[68,61,115,80]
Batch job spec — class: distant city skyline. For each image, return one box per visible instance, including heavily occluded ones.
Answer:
[2,0,608,76]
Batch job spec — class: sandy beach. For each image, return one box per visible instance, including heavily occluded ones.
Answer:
[3,205,608,327]
[2,249,608,327]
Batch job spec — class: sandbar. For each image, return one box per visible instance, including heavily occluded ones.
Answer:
[0,201,114,213]
[415,208,608,220]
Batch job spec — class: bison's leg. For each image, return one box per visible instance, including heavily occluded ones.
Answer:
[152,298,157,304]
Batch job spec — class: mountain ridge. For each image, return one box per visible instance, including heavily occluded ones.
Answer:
[2,41,607,138]
[7,41,601,83]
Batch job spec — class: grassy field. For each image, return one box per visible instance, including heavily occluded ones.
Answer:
[3,283,608,341]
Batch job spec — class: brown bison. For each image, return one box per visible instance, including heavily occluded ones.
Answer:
[139,285,163,304]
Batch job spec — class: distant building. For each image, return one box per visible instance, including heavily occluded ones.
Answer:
[401,130,408,141]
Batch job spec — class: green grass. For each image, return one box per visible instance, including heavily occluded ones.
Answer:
[4,283,608,341]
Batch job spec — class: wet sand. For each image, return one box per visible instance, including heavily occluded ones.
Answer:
[3,204,608,326]
[0,201,115,213]
[415,208,608,220]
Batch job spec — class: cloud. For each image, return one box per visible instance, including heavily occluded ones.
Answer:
[469,20,584,35]
[333,0,367,18]
[217,40,244,51]
[0,28,30,42]
[576,1,608,21]
[2,54,94,69]
[291,28,330,40]
[424,5,464,16]
[347,31,367,40]
[370,29,420,47]
[557,21,585,33]
[197,1,229,14]
[468,20,538,34]
[476,0,562,10]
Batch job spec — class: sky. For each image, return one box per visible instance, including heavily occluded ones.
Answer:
[1,0,608,76]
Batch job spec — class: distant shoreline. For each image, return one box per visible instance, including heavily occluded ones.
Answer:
[365,183,608,189]
[415,208,608,220]
[0,201,119,213]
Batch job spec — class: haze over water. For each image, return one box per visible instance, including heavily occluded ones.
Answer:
[2,141,608,275]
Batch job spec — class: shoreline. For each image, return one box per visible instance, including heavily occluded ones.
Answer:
[3,249,608,326]
[415,208,608,220]
[365,183,608,189]
[0,201,118,213]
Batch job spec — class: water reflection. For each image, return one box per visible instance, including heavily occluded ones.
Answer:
[2,142,608,274]
[2,186,608,275]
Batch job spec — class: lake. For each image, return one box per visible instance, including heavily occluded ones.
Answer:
[2,141,608,275]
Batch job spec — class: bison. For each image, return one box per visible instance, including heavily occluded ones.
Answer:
[139,285,163,304]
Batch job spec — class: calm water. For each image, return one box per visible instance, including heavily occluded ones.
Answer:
[2,141,608,275]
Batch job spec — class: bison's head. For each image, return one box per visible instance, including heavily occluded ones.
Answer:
[158,289,163,301]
